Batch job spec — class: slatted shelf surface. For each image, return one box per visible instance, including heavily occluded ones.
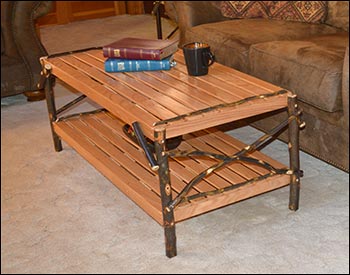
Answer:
[43,49,290,139]
[53,110,290,225]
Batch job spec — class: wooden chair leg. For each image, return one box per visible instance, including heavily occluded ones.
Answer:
[24,89,46,101]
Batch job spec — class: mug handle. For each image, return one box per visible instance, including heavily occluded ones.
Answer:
[207,51,215,66]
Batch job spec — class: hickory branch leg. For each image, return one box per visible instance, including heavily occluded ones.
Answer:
[154,128,177,258]
[288,94,302,211]
[42,64,62,152]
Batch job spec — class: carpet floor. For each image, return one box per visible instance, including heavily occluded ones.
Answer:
[1,14,349,274]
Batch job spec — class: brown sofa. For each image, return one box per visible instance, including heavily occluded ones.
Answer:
[1,1,53,101]
[165,1,349,172]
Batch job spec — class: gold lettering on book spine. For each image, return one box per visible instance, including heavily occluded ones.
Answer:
[113,49,120,57]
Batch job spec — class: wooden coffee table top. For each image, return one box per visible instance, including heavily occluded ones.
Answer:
[42,49,291,138]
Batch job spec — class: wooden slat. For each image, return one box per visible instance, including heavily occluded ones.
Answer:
[123,72,212,110]
[79,49,285,101]
[52,110,289,225]
[43,57,158,138]
[162,68,241,102]
[175,138,245,184]
[174,51,283,93]
[172,62,257,100]
[53,117,163,224]
[67,117,164,196]
[142,70,229,105]
[88,49,278,95]
[171,154,232,190]
[192,131,269,176]
[154,94,288,138]
[172,138,244,189]
[74,52,197,116]
[167,159,217,193]
[59,55,177,120]
[205,129,286,169]
[83,50,218,111]
[87,112,197,197]
[174,174,289,222]
[183,133,260,180]
[85,49,289,117]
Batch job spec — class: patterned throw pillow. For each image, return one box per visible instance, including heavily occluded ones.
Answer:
[220,1,269,19]
[220,1,328,24]
[266,1,328,23]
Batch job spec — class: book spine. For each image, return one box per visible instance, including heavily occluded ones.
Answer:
[104,58,174,72]
[103,47,162,60]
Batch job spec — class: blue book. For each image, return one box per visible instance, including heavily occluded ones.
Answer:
[104,56,176,72]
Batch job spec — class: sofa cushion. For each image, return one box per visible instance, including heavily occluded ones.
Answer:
[325,1,349,31]
[342,47,349,129]
[220,1,328,23]
[249,33,349,112]
[184,18,341,73]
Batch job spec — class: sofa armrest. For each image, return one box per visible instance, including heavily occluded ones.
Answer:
[1,1,53,98]
[11,2,53,58]
[167,1,228,45]
[1,1,53,59]
[342,46,349,129]
[1,1,17,57]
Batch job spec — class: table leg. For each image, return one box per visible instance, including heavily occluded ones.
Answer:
[288,94,301,211]
[43,65,62,152]
[153,1,163,39]
[154,129,177,258]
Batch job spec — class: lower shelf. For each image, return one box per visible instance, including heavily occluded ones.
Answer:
[53,110,290,225]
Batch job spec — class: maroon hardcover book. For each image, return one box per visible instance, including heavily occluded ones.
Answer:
[102,37,179,60]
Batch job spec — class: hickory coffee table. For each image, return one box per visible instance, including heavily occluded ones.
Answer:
[40,48,304,258]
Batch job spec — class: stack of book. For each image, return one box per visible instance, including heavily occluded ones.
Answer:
[102,37,179,73]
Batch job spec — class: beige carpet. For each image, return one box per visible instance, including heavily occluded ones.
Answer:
[1,14,349,274]
[39,14,179,55]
